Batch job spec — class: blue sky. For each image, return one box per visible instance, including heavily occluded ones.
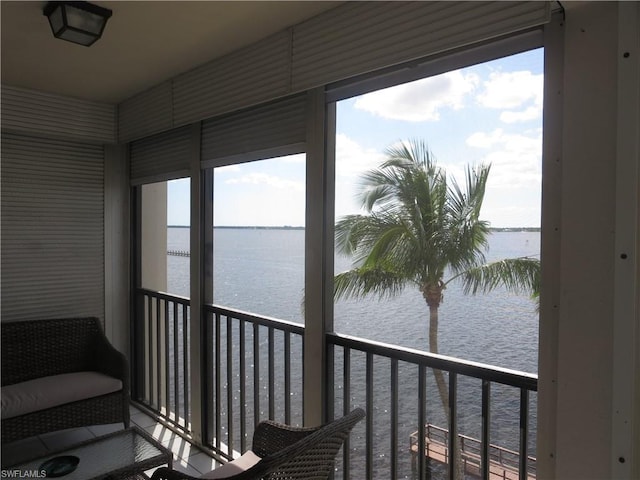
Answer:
[169,48,543,228]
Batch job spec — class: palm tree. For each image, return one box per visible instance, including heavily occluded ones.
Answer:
[334,139,539,476]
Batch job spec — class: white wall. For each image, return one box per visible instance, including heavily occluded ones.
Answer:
[539,2,640,478]
[104,144,130,355]
[141,183,168,292]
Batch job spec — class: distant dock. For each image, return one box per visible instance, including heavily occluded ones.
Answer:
[167,250,190,257]
[410,424,536,479]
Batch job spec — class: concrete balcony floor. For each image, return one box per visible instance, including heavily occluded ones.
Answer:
[1,405,221,477]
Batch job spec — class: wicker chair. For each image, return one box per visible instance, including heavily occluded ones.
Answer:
[1,317,130,444]
[151,408,365,480]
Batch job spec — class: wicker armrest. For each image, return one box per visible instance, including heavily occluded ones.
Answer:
[89,322,131,427]
[91,332,129,384]
[251,420,319,458]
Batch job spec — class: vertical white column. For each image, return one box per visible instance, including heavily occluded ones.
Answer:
[188,123,204,442]
[612,2,640,477]
[537,11,564,479]
[552,3,620,478]
[304,88,336,426]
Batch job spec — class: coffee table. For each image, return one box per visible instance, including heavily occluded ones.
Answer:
[5,427,172,479]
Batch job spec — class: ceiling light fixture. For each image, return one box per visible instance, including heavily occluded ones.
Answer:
[43,1,112,47]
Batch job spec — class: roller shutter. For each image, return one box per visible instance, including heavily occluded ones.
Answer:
[1,132,105,321]
[1,85,115,144]
[291,1,551,91]
[118,82,173,144]
[173,31,292,129]
[118,2,551,142]
[201,94,307,167]
[130,125,193,185]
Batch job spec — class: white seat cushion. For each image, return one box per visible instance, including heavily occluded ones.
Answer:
[200,451,262,479]
[1,371,123,420]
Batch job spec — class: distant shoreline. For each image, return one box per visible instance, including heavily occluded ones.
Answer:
[489,227,541,232]
[168,225,541,232]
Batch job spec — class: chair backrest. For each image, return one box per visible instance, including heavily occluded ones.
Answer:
[257,408,365,480]
[1,317,103,385]
[152,409,365,480]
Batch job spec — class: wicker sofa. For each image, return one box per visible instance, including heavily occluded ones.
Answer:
[1,317,130,444]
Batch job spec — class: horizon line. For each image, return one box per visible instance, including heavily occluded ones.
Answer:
[168,225,541,231]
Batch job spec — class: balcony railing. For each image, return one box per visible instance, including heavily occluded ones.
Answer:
[202,303,305,459]
[134,289,537,479]
[134,288,191,434]
[329,333,537,479]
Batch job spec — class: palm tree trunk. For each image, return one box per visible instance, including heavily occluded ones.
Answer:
[429,304,464,479]
[429,304,449,411]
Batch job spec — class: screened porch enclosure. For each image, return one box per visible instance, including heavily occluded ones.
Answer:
[126,4,550,474]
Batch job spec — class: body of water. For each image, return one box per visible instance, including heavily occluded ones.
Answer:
[168,227,539,374]
[165,227,540,478]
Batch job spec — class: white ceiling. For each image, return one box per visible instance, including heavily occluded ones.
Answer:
[1,1,342,104]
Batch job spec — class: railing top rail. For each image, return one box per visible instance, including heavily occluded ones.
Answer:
[137,288,535,389]
[138,287,191,304]
[137,289,305,335]
[328,332,538,391]
[203,303,305,336]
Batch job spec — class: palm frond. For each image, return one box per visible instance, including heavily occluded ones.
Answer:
[384,139,437,171]
[446,164,490,222]
[358,168,401,212]
[456,256,540,298]
[335,214,368,256]
[442,163,491,273]
[334,267,407,301]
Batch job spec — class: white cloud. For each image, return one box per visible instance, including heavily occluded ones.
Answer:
[334,134,389,218]
[335,133,385,178]
[477,71,542,109]
[465,128,542,189]
[500,106,540,124]
[466,127,542,227]
[477,70,543,124]
[225,172,304,192]
[354,71,479,122]
[466,129,506,149]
